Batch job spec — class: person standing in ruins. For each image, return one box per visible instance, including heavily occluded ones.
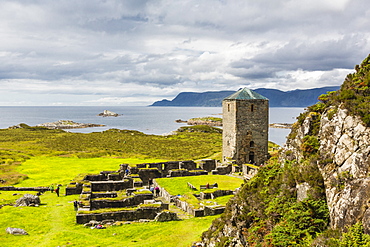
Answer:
[154,186,160,197]
[73,199,78,211]
[55,185,60,197]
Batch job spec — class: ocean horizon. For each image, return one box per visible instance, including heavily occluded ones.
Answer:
[0,106,304,146]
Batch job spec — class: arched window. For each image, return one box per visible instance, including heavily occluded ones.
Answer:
[250,141,254,148]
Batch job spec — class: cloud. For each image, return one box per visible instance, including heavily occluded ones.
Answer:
[0,0,370,105]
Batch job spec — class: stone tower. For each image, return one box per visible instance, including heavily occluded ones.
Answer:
[222,88,269,165]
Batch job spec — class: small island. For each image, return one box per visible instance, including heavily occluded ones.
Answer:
[36,120,105,129]
[269,123,293,129]
[176,117,223,127]
[97,110,121,117]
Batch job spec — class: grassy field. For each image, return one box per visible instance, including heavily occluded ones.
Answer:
[0,191,217,247]
[0,126,222,185]
[15,156,165,187]
[0,156,225,247]
[0,126,225,246]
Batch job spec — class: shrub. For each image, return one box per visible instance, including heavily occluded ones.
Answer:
[338,222,370,246]
[301,136,320,156]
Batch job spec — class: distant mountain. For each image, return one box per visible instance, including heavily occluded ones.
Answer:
[150,86,340,107]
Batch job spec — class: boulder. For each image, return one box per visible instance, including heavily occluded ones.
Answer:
[296,182,311,202]
[6,227,28,235]
[14,194,40,207]
[84,220,101,227]
[154,211,179,222]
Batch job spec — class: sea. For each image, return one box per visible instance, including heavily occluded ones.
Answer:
[0,106,304,146]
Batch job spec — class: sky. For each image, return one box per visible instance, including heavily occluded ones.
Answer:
[1,0,370,106]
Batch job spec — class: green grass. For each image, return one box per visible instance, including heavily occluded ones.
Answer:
[156,175,243,196]
[15,157,165,187]
[0,191,216,247]
[0,126,222,185]
[155,175,242,210]
[213,195,234,205]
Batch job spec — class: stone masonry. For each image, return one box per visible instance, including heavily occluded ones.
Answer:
[222,88,269,166]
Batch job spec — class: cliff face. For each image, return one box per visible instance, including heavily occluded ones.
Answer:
[319,106,370,233]
[282,104,370,232]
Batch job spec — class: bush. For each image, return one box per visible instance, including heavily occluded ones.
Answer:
[320,54,370,127]
[301,135,320,156]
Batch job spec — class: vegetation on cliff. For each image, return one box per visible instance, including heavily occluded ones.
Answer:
[202,147,329,246]
[317,54,370,126]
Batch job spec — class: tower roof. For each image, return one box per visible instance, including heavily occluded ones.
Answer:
[224,88,268,100]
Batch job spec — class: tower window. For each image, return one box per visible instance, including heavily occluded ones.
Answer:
[251,104,254,112]
[228,104,230,112]
[250,141,254,148]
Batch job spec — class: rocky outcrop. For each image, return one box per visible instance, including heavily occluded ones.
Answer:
[14,194,40,207]
[282,105,370,232]
[154,211,179,222]
[97,110,120,117]
[6,227,28,235]
[280,111,320,162]
[36,120,105,129]
[318,106,370,233]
